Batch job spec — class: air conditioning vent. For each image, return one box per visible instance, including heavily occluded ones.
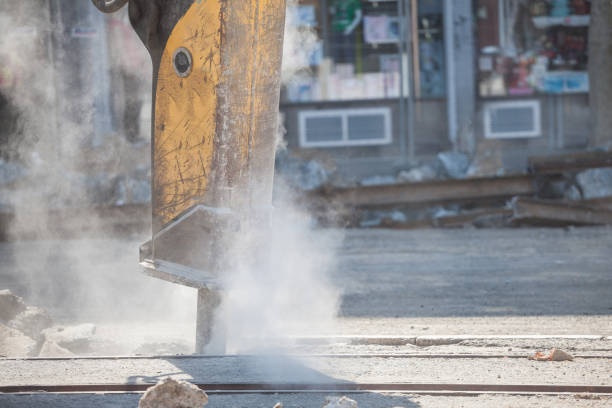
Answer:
[484,100,541,139]
[299,108,392,147]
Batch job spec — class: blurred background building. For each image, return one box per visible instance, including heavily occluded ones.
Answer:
[0,0,611,231]
[280,0,607,181]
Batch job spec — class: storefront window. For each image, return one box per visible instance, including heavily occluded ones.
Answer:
[284,0,403,103]
[476,0,590,97]
[413,0,445,98]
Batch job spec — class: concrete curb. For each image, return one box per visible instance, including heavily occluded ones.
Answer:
[293,335,609,346]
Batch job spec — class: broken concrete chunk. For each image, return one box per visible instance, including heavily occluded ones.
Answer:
[397,165,438,183]
[38,340,74,358]
[139,378,208,408]
[323,396,358,408]
[8,306,53,340]
[0,322,37,357]
[549,348,574,361]
[41,323,96,353]
[0,289,27,322]
[360,175,397,187]
[437,151,469,179]
[529,348,574,361]
[576,168,612,199]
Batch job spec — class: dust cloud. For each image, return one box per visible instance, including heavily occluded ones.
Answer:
[0,2,195,336]
[1,1,340,355]
[212,181,341,354]
[211,0,341,353]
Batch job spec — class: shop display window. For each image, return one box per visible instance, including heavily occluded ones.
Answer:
[412,0,445,98]
[476,0,590,98]
[283,0,404,103]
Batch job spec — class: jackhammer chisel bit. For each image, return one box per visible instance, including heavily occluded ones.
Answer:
[92,0,287,353]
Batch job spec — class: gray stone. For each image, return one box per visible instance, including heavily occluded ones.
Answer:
[139,378,208,408]
[359,210,408,228]
[576,168,612,199]
[0,289,26,322]
[278,156,330,191]
[431,207,459,219]
[0,322,37,357]
[360,175,397,186]
[41,323,96,353]
[8,306,53,340]
[37,340,74,357]
[300,160,330,190]
[437,151,470,179]
[565,184,583,201]
[397,165,438,183]
[323,396,358,408]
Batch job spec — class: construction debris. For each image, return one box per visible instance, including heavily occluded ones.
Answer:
[8,306,53,340]
[0,323,37,357]
[0,289,26,322]
[529,151,612,174]
[511,197,612,226]
[276,152,332,191]
[576,168,612,199]
[323,396,359,408]
[397,164,438,183]
[41,324,96,353]
[323,175,536,208]
[138,379,208,408]
[437,151,469,179]
[529,348,574,361]
[37,340,74,358]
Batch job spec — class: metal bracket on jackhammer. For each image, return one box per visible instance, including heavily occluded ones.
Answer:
[139,205,239,289]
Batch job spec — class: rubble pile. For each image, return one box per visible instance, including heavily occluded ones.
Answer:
[278,150,612,229]
[0,289,96,358]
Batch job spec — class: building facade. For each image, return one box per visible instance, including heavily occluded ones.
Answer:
[280,0,595,179]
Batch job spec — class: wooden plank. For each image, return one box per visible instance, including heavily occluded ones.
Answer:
[511,197,612,226]
[582,196,612,211]
[529,151,612,174]
[324,176,536,208]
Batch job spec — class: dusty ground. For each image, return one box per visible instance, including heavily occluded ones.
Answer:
[1,227,611,407]
[1,227,611,354]
[1,392,610,408]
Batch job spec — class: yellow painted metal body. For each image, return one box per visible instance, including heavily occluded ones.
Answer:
[153,0,286,230]
[94,0,287,352]
[154,1,221,225]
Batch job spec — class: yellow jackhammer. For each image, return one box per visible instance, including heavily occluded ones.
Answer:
[92,0,287,353]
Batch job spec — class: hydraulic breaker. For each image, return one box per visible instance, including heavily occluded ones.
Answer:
[92,0,287,353]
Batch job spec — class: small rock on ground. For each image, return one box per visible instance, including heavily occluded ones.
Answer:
[139,378,208,408]
[41,323,96,353]
[529,348,574,361]
[38,340,73,357]
[0,289,26,322]
[549,348,574,361]
[0,323,37,357]
[323,396,358,408]
[8,306,53,340]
